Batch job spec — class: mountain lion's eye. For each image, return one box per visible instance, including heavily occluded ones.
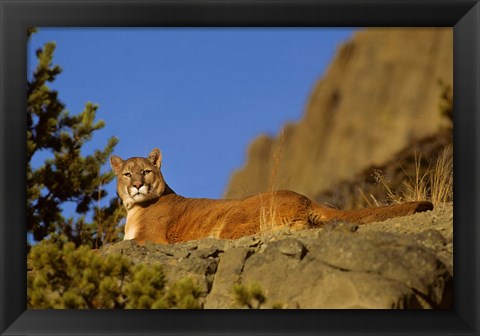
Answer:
[123,172,132,177]
[142,170,151,176]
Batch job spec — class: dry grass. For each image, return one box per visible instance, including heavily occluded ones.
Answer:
[259,130,285,236]
[358,187,380,207]
[372,146,453,206]
[429,146,453,204]
[259,194,279,237]
[268,129,285,193]
[373,168,402,204]
[400,153,431,203]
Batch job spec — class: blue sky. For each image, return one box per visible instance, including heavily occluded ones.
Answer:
[28,28,355,212]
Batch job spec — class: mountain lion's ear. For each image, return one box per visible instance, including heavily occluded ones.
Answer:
[110,155,124,174]
[148,148,162,168]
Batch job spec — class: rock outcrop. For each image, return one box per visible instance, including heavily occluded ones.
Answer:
[224,28,453,200]
[101,203,453,309]
[316,127,452,210]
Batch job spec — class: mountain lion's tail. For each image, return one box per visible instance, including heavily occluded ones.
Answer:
[309,201,434,226]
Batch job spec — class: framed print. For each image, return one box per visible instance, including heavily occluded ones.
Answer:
[1,0,479,335]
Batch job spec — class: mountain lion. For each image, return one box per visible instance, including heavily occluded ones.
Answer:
[110,148,433,245]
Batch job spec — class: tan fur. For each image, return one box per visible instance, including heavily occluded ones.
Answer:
[110,148,434,245]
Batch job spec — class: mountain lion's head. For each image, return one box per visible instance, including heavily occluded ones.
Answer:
[110,148,168,209]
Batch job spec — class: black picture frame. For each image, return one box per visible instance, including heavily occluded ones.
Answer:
[1,0,478,335]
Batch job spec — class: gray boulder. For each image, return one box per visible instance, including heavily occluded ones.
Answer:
[100,204,453,309]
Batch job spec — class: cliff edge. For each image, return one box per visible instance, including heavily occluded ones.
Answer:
[224,28,452,200]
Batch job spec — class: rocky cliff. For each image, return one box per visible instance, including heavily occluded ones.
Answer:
[101,203,453,309]
[224,28,453,200]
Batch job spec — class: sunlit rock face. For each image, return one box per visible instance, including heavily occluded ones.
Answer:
[224,28,452,201]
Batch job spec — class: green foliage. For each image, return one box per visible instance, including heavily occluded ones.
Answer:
[27,236,203,309]
[27,27,38,41]
[233,283,285,309]
[163,278,203,309]
[27,28,124,247]
[233,283,267,309]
